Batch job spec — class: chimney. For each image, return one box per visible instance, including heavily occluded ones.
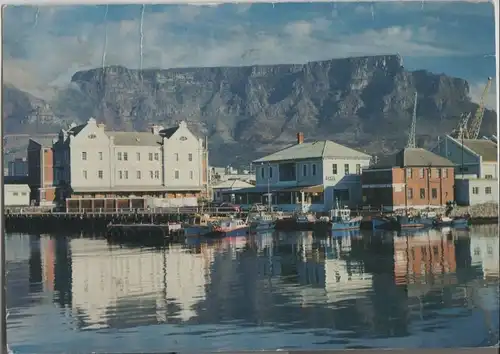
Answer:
[97,123,105,129]
[297,132,304,144]
[151,124,164,135]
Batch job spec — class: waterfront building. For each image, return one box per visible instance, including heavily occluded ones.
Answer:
[229,132,371,212]
[361,148,455,211]
[27,137,57,206]
[7,157,28,177]
[212,179,255,202]
[4,184,31,207]
[51,118,207,211]
[432,135,498,206]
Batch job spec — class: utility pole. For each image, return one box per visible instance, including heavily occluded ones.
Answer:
[0,7,8,354]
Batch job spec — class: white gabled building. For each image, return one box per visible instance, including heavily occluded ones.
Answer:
[53,118,207,211]
[232,133,371,212]
[433,135,498,205]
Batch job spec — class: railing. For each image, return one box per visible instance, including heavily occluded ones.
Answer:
[4,206,247,216]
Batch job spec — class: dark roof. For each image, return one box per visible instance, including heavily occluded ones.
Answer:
[372,148,455,169]
[462,139,498,162]
[159,126,179,139]
[67,124,86,136]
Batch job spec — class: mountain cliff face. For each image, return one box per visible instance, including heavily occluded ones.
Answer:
[3,55,497,166]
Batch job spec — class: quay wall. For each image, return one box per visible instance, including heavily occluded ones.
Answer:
[449,202,499,220]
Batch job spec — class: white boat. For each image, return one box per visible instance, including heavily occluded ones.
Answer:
[329,205,362,231]
[295,213,316,224]
[249,212,276,232]
[207,218,249,238]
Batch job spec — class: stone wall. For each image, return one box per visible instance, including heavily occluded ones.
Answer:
[449,202,499,218]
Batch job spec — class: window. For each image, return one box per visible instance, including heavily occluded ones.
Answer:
[472,187,479,194]
[419,168,424,178]
[154,153,159,161]
[344,164,349,175]
[136,171,141,179]
[303,164,307,177]
[261,167,265,179]
[98,170,103,179]
[118,152,122,161]
[98,152,103,160]
[123,152,128,161]
[436,169,441,178]
[332,164,338,175]
[154,170,160,179]
[485,187,492,194]
[124,170,129,179]
[174,153,179,161]
[188,153,193,161]
[174,170,179,179]
[485,175,493,179]
[407,188,413,199]
[13,192,18,196]
[82,152,87,160]
[356,164,361,174]
[82,170,88,179]
[148,153,153,161]
[312,164,316,176]
[420,188,425,199]
[269,166,273,178]
[442,168,448,178]
[119,171,123,179]
[189,171,194,179]
[406,168,413,179]
[431,188,438,199]
[150,170,154,179]
[136,152,141,161]
[21,192,27,196]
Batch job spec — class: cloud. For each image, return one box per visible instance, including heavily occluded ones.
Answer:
[2,3,495,103]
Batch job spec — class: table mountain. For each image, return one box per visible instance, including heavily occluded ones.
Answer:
[4,55,497,166]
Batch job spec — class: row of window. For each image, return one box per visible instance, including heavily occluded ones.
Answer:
[406,168,449,179]
[472,186,492,195]
[82,169,195,180]
[260,163,363,179]
[81,151,194,162]
[11,192,28,196]
[407,188,439,200]
[332,164,362,175]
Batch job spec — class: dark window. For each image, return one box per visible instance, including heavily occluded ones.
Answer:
[406,168,413,179]
[344,164,350,174]
[269,167,273,178]
[432,188,438,199]
[312,164,317,176]
[420,188,425,199]
[278,163,296,182]
[407,188,413,199]
[332,164,337,175]
[261,167,265,179]
[485,187,492,194]
[303,164,307,176]
[356,164,361,174]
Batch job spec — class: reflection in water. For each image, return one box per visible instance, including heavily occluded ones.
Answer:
[6,226,500,353]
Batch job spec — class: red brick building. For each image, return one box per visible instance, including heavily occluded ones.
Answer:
[361,148,455,211]
[27,137,57,207]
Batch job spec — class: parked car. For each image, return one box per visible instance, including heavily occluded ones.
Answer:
[218,202,241,212]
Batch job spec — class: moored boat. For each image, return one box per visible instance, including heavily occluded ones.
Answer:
[205,218,249,238]
[248,212,276,232]
[329,206,362,231]
[433,215,469,229]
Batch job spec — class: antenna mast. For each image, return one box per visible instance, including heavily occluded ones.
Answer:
[406,92,418,148]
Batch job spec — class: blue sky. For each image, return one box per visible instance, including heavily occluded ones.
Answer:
[3,2,497,108]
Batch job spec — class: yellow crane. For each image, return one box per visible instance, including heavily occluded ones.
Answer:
[454,77,493,140]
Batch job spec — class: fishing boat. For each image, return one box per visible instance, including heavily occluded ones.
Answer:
[275,212,316,231]
[433,215,469,228]
[205,218,249,238]
[396,215,433,229]
[248,212,276,232]
[329,205,362,231]
[183,213,221,237]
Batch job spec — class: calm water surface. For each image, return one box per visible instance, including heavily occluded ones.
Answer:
[6,226,500,353]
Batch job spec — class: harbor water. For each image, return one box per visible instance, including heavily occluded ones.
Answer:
[6,225,500,353]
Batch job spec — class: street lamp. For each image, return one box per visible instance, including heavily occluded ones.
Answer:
[261,162,272,211]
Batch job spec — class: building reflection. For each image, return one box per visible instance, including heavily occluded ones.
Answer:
[68,238,215,329]
[19,226,497,343]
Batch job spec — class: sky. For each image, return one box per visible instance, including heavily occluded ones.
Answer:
[3,2,497,108]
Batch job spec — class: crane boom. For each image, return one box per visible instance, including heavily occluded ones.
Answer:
[468,77,493,139]
[406,92,418,148]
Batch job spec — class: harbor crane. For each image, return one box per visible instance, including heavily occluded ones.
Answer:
[453,77,493,140]
[406,92,418,148]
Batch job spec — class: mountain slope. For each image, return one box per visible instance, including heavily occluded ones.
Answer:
[4,55,497,166]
